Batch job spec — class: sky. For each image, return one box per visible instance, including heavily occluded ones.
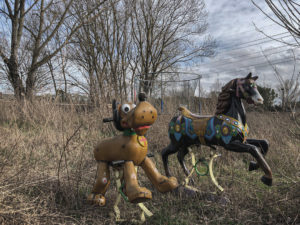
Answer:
[1,0,299,96]
[189,0,300,93]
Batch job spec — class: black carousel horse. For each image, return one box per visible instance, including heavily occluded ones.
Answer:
[161,73,272,186]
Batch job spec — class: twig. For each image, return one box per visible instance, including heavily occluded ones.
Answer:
[57,124,83,189]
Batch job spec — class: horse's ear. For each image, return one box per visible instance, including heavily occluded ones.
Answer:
[245,72,252,79]
[252,76,258,81]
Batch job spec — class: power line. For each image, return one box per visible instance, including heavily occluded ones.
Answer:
[199,47,297,68]
[136,71,202,83]
[198,57,298,78]
[218,31,289,50]
[208,22,278,40]
[217,34,294,52]
[200,44,298,68]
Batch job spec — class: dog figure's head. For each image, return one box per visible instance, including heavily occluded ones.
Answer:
[112,93,157,136]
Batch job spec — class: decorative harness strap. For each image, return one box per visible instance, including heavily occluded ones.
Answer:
[217,114,249,142]
[236,79,249,99]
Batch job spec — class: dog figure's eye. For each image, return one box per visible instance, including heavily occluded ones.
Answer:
[121,104,131,113]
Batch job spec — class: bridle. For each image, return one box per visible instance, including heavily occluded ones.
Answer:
[236,79,249,99]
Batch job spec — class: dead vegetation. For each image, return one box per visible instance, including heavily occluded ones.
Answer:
[0,99,299,225]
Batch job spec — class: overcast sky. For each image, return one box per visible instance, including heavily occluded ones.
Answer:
[189,0,300,93]
[1,0,299,96]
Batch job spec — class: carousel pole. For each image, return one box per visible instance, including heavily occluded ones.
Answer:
[198,76,201,113]
[187,80,190,109]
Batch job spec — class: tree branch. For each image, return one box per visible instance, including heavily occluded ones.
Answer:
[4,0,13,18]
[0,48,9,65]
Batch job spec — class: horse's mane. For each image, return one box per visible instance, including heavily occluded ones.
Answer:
[215,79,237,115]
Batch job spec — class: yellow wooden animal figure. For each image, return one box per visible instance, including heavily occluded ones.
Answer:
[88,93,178,206]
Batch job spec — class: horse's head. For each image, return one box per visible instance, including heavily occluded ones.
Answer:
[112,93,157,135]
[235,73,263,105]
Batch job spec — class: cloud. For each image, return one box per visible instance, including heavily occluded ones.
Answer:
[191,0,300,92]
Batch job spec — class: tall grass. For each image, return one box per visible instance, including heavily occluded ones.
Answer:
[0,99,299,224]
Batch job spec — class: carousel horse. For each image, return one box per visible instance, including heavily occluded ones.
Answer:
[161,73,273,186]
[88,93,178,206]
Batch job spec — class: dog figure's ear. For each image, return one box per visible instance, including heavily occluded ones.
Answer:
[112,99,124,131]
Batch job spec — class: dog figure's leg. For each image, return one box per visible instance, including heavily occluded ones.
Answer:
[141,157,178,193]
[124,161,152,203]
[87,161,110,206]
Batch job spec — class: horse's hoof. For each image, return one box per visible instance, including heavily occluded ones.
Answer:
[261,176,272,186]
[249,161,259,171]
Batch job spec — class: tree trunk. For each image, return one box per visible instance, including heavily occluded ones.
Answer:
[8,58,25,100]
[25,69,36,100]
[48,60,58,95]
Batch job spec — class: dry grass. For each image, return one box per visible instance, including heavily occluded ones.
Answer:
[0,99,299,225]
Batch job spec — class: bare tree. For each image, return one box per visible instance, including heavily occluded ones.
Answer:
[252,0,300,46]
[46,46,69,99]
[253,1,300,110]
[128,0,215,94]
[69,0,134,104]
[261,48,300,110]
[210,76,224,95]
[0,0,106,100]
[69,0,215,103]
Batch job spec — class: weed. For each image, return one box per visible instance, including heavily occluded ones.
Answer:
[0,100,299,224]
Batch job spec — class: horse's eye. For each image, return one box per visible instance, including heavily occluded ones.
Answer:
[121,104,131,113]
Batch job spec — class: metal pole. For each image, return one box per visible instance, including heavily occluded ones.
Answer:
[198,77,201,113]
[187,80,190,109]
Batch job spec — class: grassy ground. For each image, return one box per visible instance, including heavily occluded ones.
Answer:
[0,99,299,224]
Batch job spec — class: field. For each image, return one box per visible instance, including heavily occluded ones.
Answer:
[0,99,299,225]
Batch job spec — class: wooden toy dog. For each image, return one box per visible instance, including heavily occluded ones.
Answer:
[88,93,178,206]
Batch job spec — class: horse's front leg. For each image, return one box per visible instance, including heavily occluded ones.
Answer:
[246,139,269,171]
[162,143,178,177]
[177,146,190,176]
[225,140,272,186]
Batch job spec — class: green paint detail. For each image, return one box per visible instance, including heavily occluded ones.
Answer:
[119,182,129,202]
[194,159,209,176]
[231,125,238,136]
[181,123,186,135]
[123,129,136,136]
[215,124,221,139]
[169,121,175,134]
